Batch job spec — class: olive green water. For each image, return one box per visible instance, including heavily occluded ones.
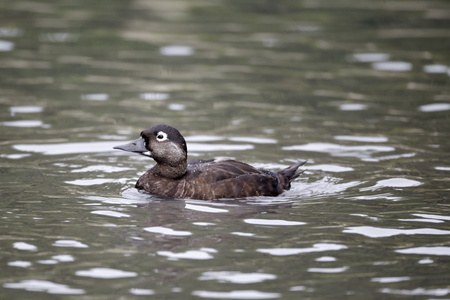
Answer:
[1,0,449,299]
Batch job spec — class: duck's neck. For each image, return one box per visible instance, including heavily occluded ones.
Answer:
[154,161,187,179]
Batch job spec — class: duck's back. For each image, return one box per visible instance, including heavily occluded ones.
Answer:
[136,159,282,200]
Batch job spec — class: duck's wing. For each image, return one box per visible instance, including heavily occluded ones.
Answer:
[183,160,281,199]
[187,159,265,181]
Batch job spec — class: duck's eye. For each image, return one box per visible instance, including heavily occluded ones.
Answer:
[156,131,168,142]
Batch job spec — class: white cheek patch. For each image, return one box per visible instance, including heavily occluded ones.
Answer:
[142,151,152,157]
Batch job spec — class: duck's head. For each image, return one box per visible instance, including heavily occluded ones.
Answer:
[114,124,187,178]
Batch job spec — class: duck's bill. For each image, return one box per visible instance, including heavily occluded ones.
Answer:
[113,137,152,157]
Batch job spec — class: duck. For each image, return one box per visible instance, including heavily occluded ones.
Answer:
[113,124,306,200]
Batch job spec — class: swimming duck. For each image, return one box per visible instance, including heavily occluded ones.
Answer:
[114,124,306,200]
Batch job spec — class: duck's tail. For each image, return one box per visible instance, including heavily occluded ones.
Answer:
[276,160,307,191]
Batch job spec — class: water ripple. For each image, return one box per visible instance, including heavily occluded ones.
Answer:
[380,287,450,296]
[52,240,88,248]
[360,178,422,191]
[257,243,347,256]
[283,142,394,159]
[157,248,217,261]
[4,280,85,294]
[144,226,192,236]
[307,266,349,273]
[192,290,281,299]
[76,268,137,279]
[395,246,450,256]
[91,210,130,218]
[198,271,276,284]
[13,242,37,251]
[244,219,305,226]
[344,226,450,238]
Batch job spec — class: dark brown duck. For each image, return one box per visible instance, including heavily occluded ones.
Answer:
[114,124,306,200]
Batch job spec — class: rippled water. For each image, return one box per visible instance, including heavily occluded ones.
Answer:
[1,0,449,299]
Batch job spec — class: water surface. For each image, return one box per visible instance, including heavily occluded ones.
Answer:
[1,0,449,299]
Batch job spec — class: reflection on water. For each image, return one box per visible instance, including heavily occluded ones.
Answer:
[1,0,450,298]
[9,106,43,116]
[192,290,281,299]
[0,40,14,51]
[257,243,347,256]
[344,226,450,238]
[160,45,194,56]
[76,268,137,279]
[372,61,413,72]
[4,280,85,295]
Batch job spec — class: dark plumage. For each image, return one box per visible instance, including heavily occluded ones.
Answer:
[114,124,306,200]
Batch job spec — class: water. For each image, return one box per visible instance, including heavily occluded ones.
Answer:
[1,0,449,299]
